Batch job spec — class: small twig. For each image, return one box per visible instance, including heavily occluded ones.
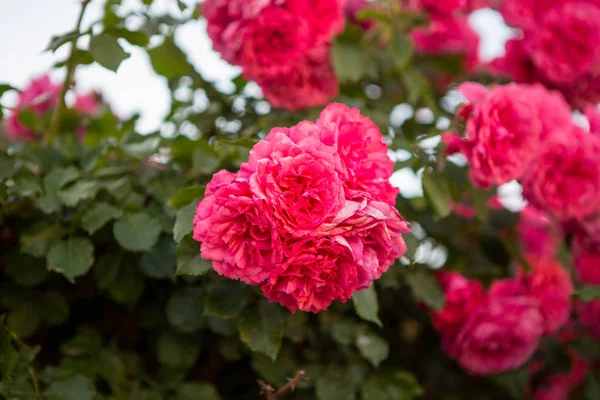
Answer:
[259,370,309,400]
[45,0,91,146]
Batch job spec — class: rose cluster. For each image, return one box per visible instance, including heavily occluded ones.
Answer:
[5,74,101,142]
[203,0,346,110]
[491,0,600,108]
[193,103,409,313]
[446,82,600,225]
[430,257,573,376]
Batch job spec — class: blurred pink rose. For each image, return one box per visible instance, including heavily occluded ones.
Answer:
[573,239,600,285]
[580,300,600,338]
[430,271,485,334]
[448,279,544,375]
[518,206,559,260]
[6,74,60,141]
[522,128,600,221]
[74,92,101,115]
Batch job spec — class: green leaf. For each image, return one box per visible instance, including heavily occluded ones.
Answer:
[422,170,452,219]
[406,271,445,311]
[402,67,431,105]
[352,285,383,328]
[204,283,249,319]
[47,237,95,282]
[122,136,160,159]
[106,264,144,305]
[0,327,19,376]
[81,202,123,234]
[94,252,122,290]
[7,303,41,339]
[239,300,285,361]
[44,375,96,400]
[57,180,99,207]
[140,236,176,279]
[169,184,205,210]
[388,32,414,69]
[148,37,194,79]
[108,28,150,47]
[403,233,420,260]
[360,370,424,400]
[317,365,360,400]
[176,235,212,276]
[0,83,16,97]
[45,31,80,51]
[4,253,50,287]
[0,151,15,180]
[577,285,600,302]
[44,166,80,193]
[113,211,162,252]
[586,373,600,400]
[174,383,221,400]
[173,202,196,243]
[89,33,130,72]
[193,142,221,175]
[37,291,69,326]
[332,43,364,82]
[156,332,201,368]
[18,109,38,128]
[167,287,206,333]
[20,222,65,258]
[495,369,528,400]
[355,329,389,368]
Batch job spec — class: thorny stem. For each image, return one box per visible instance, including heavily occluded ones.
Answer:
[45,0,91,146]
[259,370,309,400]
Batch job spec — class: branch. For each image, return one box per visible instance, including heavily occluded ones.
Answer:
[259,370,308,400]
[45,0,91,146]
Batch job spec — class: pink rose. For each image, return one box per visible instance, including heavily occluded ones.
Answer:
[448,279,544,375]
[430,271,485,334]
[488,38,539,84]
[247,125,346,235]
[411,15,480,70]
[409,0,465,14]
[240,7,315,81]
[522,128,600,221]
[528,4,600,86]
[317,103,398,205]
[6,74,60,141]
[499,0,563,30]
[579,300,600,338]
[518,206,559,260]
[193,170,279,285]
[573,240,600,285]
[345,0,376,30]
[74,92,101,115]
[286,0,346,44]
[458,83,542,188]
[258,46,340,111]
[533,349,589,400]
[261,236,359,313]
[520,257,573,334]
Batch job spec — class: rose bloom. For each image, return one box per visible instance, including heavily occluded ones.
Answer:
[261,236,359,313]
[533,349,589,400]
[286,0,346,44]
[519,257,573,334]
[258,46,339,111]
[518,206,559,260]
[246,124,345,236]
[579,300,600,338]
[6,74,60,141]
[239,6,315,81]
[73,92,101,115]
[458,83,543,188]
[448,279,544,375]
[488,38,539,84]
[522,128,600,221]
[193,170,279,285]
[527,3,600,86]
[573,238,600,285]
[430,271,485,334]
[411,15,480,70]
[316,102,398,205]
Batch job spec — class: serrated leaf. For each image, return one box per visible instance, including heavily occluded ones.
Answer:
[353,285,383,328]
[332,43,364,82]
[89,33,130,72]
[422,170,452,219]
[156,332,201,368]
[81,202,123,234]
[356,329,389,368]
[107,28,149,47]
[57,180,99,207]
[586,373,600,400]
[47,237,95,282]
[173,202,196,243]
[148,37,194,78]
[204,283,249,319]
[169,184,205,210]
[7,303,41,339]
[193,142,221,175]
[140,236,176,279]
[0,151,15,180]
[106,264,144,305]
[176,235,212,276]
[317,366,360,400]
[94,252,122,290]
[113,211,161,252]
[239,300,285,361]
[577,285,600,302]
[20,222,65,258]
[17,109,38,128]
[4,253,50,287]
[406,271,445,311]
[388,32,414,69]
[44,375,95,400]
[45,31,79,52]
[122,136,160,159]
[37,291,69,326]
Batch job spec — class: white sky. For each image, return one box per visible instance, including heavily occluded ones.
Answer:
[0,1,516,203]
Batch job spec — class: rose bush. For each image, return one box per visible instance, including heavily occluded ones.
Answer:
[0,1,599,399]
